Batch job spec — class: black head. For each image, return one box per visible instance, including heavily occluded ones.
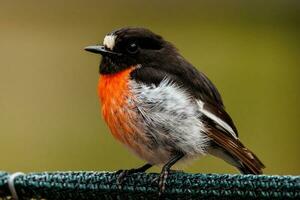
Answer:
[85,27,178,74]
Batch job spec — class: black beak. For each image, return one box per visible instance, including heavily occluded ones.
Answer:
[84,45,121,56]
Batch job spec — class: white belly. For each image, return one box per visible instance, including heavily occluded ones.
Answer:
[128,78,209,165]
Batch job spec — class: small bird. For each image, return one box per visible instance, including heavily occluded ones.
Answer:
[85,27,265,194]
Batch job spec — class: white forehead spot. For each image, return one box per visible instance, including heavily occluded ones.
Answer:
[103,35,116,50]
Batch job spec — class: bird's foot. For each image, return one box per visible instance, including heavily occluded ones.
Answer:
[116,164,152,189]
[151,169,183,184]
[157,152,185,197]
[158,168,170,196]
[116,168,137,189]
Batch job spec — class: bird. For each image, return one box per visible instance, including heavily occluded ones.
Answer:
[85,27,265,194]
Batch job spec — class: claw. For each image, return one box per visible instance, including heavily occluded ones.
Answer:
[116,170,126,189]
[151,176,159,185]
[116,169,134,189]
[115,163,153,189]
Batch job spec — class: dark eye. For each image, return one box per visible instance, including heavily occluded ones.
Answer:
[126,42,139,54]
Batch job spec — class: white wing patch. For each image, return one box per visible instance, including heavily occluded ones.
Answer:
[103,35,116,50]
[197,100,238,140]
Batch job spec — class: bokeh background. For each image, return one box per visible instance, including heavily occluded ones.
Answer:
[0,0,299,175]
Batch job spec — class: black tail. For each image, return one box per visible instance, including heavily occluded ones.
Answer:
[209,145,265,175]
[236,149,265,174]
[207,127,265,174]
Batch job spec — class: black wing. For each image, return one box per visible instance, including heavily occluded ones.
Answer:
[130,63,265,174]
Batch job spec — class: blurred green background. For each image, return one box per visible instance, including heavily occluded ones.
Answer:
[0,0,299,175]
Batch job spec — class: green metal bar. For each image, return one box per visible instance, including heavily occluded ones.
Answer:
[1,171,299,199]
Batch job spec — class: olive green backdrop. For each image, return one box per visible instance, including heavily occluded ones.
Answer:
[0,0,299,175]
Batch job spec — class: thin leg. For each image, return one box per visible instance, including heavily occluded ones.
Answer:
[158,152,185,196]
[116,163,152,187]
